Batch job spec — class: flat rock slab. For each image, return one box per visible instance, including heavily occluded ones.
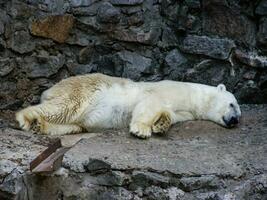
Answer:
[0,128,55,196]
[0,128,55,172]
[63,105,267,177]
[1,105,267,199]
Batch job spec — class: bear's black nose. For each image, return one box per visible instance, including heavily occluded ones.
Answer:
[227,116,239,127]
[223,116,239,127]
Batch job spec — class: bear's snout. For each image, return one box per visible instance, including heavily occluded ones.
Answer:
[223,116,239,127]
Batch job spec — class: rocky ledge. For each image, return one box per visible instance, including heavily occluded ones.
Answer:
[1,105,267,200]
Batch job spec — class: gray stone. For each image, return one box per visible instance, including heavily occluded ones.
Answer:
[100,187,134,200]
[115,50,152,80]
[184,60,233,88]
[160,0,179,22]
[76,16,104,32]
[37,0,70,14]
[120,6,142,15]
[0,99,23,111]
[163,49,188,80]
[66,30,96,46]
[180,175,222,192]
[234,50,267,68]
[164,49,187,71]
[228,174,267,200]
[91,171,127,186]
[0,81,18,110]
[0,37,5,49]
[8,1,37,19]
[111,27,161,45]
[0,58,15,77]
[234,81,265,104]
[258,17,267,47]
[86,158,111,171]
[127,12,144,26]
[9,31,36,54]
[0,128,55,199]
[0,9,9,25]
[256,0,267,15]
[24,53,65,78]
[180,35,235,60]
[195,192,221,200]
[144,186,168,200]
[78,46,95,64]
[0,160,18,181]
[67,62,95,75]
[203,2,256,46]
[185,0,200,9]
[96,2,121,24]
[166,187,185,200]
[95,55,123,76]
[0,20,4,35]
[243,70,257,80]
[110,0,143,6]
[70,0,97,7]
[130,171,169,189]
[159,27,179,48]
[71,2,101,16]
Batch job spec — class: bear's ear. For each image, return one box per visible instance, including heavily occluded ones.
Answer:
[217,84,226,92]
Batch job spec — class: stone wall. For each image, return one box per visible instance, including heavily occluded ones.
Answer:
[1,0,267,111]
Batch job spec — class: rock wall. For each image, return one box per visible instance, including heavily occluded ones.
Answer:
[1,0,267,111]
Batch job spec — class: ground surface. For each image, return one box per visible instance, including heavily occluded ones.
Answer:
[0,105,267,200]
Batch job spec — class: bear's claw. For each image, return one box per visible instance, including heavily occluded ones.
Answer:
[130,123,152,139]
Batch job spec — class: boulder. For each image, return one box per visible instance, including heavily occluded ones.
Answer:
[130,171,170,189]
[67,62,95,75]
[255,0,267,15]
[24,53,65,78]
[180,175,222,192]
[9,31,36,54]
[111,27,161,45]
[0,58,15,77]
[96,2,121,24]
[163,49,188,80]
[202,1,256,46]
[31,15,74,43]
[180,35,235,60]
[36,0,69,14]
[234,50,267,69]
[115,50,152,80]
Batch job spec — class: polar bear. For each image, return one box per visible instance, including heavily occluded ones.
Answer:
[16,73,241,138]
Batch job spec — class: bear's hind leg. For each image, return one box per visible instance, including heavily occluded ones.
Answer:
[34,121,83,135]
[16,102,73,132]
[16,104,45,131]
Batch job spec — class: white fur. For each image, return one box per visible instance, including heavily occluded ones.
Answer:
[16,73,241,138]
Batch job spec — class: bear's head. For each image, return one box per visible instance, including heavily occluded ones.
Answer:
[206,84,241,128]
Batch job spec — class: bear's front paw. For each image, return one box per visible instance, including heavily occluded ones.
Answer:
[130,123,152,139]
[152,111,171,134]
